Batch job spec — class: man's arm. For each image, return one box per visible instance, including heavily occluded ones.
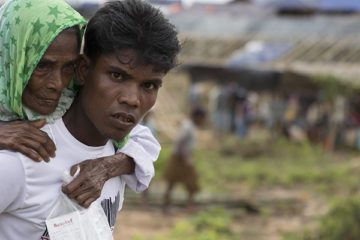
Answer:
[119,124,160,192]
[0,153,25,213]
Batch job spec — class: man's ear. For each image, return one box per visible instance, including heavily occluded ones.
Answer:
[75,54,91,86]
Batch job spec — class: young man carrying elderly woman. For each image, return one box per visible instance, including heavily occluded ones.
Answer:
[0,0,180,238]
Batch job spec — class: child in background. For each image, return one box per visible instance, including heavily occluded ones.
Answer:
[163,108,206,213]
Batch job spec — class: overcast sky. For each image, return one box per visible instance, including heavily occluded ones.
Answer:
[181,0,232,7]
[63,0,232,7]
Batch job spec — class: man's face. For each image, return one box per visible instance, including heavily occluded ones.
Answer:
[79,49,164,142]
[22,31,78,115]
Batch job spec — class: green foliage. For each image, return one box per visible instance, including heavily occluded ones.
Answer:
[152,207,239,240]
[317,197,360,240]
[153,144,172,180]
[192,207,233,234]
[312,74,356,101]
[139,132,360,240]
[155,135,359,196]
[284,197,360,240]
[197,137,358,195]
[282,230,314,240]
[132,234,146,240]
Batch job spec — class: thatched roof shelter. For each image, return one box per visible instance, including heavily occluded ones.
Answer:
[169,2,360,88]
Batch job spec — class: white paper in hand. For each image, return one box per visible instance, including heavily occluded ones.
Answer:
[46,196,85,240]
[46,167,114,240]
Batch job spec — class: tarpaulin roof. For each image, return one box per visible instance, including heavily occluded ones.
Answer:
[226,41,294,67]
[318,0,360,12]
[251,0,360,12]
[170,2,360,86]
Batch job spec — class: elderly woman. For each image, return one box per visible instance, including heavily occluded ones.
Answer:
[0,0,159,207]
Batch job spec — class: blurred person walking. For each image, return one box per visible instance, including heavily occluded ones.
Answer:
[162,108,206,213]
[217,83,235,135]
[234,88,252,138]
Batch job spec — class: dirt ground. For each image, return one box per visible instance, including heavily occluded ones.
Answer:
[110,72,339,240]
[113,207,185,240]
[112,186,328,240]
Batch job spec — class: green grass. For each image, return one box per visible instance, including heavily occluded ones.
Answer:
[284,196,360,240]
[155,135,360,197]
[133,207,240,240]
[150,133,360,240]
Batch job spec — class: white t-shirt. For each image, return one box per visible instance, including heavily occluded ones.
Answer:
[0,120,161,195]
[0,118,125,240]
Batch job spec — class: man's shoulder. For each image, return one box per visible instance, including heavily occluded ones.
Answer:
[0,150,26,213]
[0,150,25,181]
[0,149,22,160]
[0,150,24,165]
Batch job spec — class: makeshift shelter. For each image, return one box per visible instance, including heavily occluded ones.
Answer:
[169,2,360,89]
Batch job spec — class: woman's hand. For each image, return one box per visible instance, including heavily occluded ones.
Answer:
[0,119,56,162]
[62,153,135,208]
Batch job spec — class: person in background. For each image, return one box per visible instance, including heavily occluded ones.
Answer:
[163,107,206,213]
[234,88,251,138]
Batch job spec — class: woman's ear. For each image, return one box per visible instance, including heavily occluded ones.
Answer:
[75,54,91,86]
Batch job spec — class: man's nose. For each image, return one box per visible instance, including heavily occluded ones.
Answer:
[118,83,140,107]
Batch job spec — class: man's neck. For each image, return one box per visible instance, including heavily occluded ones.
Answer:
[62,97,108,147]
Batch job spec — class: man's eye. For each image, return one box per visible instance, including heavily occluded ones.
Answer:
[145,83,155,90]
[144,82,160,90]
[111,72,123,79]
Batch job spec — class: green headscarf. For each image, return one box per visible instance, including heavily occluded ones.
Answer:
[0,0,129,148]
[0,0,87,122]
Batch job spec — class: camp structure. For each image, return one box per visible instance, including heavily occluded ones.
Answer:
[168,1,360,93]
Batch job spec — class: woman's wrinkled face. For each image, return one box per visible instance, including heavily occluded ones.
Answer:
[22,30,79,115]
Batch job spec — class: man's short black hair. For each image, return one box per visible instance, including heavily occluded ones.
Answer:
[84,0,181,73]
